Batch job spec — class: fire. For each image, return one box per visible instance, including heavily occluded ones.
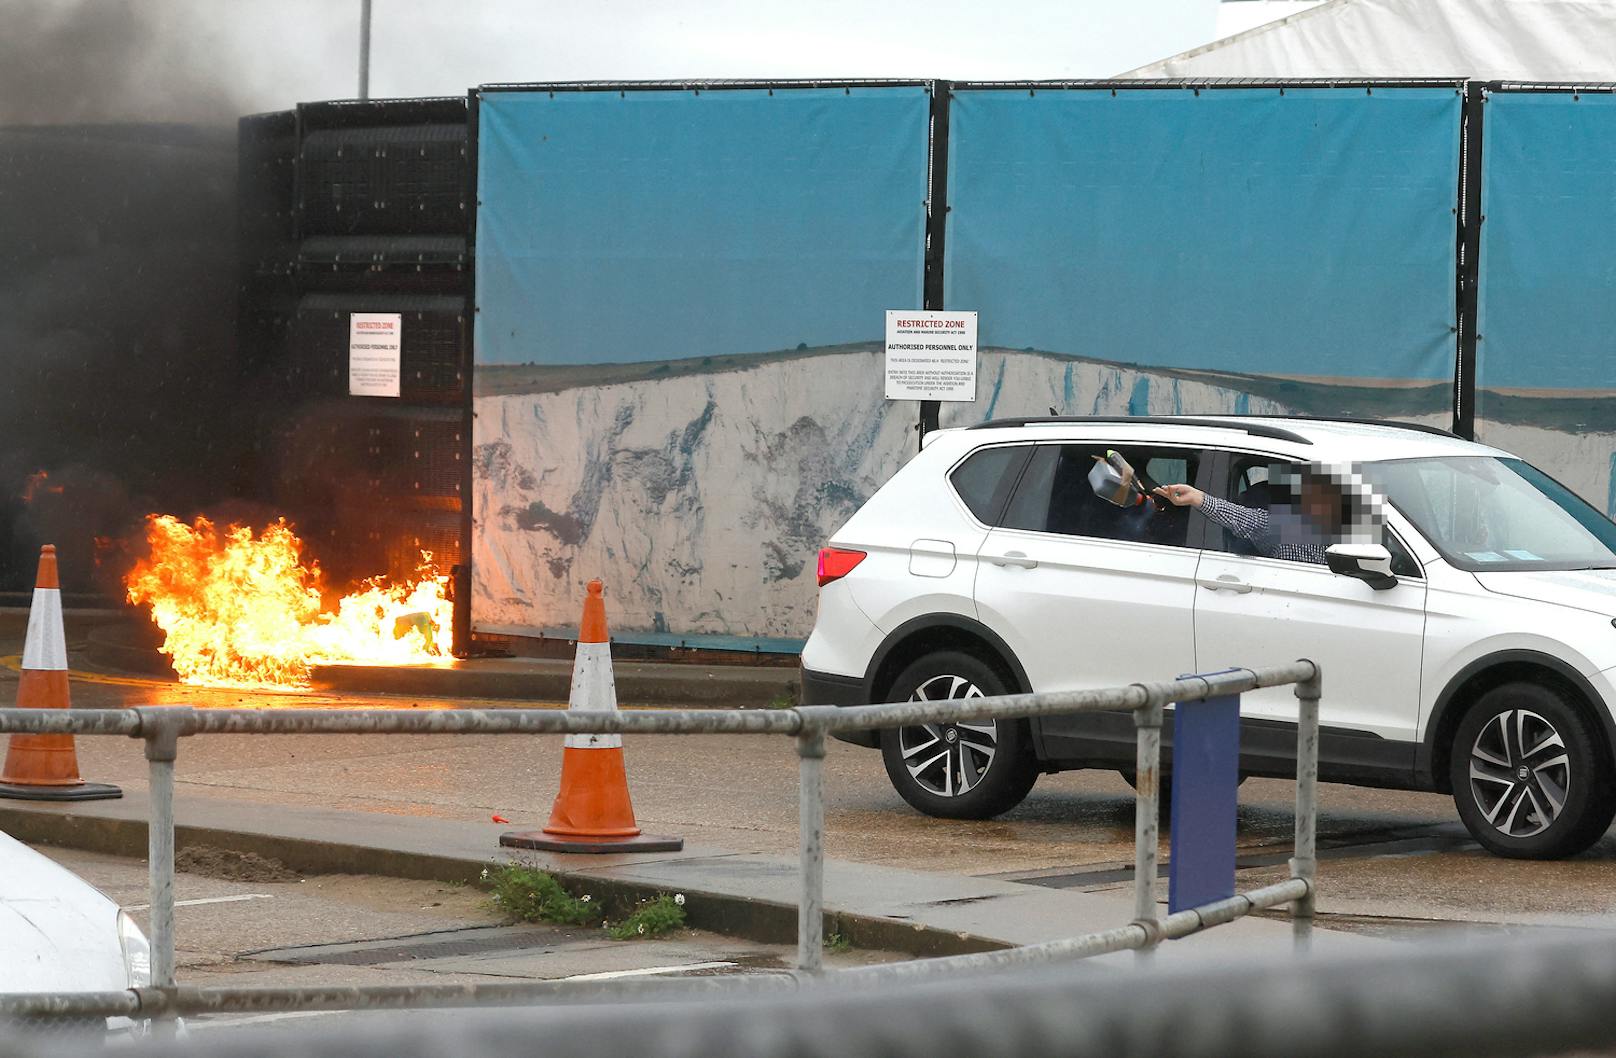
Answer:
[125,514,453,690]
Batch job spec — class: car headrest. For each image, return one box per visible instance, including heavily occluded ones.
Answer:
[1240,481,1274,511]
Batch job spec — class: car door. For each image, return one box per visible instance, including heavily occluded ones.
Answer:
[973,440,1212,753]
[1192,451,1428,782]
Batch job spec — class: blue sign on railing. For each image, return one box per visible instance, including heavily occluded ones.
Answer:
[1168,679,1242,914]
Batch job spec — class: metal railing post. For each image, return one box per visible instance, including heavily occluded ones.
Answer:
[133,708,191,1025]
[796,725,827,974]
[1290,662,1321,949]
[1132,696,1165,958]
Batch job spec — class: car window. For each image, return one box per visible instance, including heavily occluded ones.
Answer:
[1363,456,1616,572]
[1216,456,1283,558]
[1213,455,1417,575]
[1000,444,1201,548]
[949,445,1031,525]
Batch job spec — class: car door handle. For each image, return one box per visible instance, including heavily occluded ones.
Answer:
[1197,574,1253,594]
[990,551,1039,569]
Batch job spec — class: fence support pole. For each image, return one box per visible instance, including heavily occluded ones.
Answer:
[358,0,373,101]
[1291,663,1321,949]
[135,707,189,1027]
[796,725,827,974]
[1132,698,1165,958]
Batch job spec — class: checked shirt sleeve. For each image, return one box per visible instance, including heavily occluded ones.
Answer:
[1198,494,1329,565]
[1198,494,1273,545]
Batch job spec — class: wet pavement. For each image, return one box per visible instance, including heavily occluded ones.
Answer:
[6,610,1616,938]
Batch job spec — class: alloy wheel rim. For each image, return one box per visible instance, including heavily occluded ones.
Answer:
[899,674,998,797]
[1468,708,1570,839]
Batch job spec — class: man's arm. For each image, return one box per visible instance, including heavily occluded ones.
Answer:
[1197,494,1274,544]
[1154,486,1274,545]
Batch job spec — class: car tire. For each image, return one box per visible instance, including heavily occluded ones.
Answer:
[1449,681,1616,860]
[879,651,1039,820]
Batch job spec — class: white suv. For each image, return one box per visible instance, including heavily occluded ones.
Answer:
[801,416,1616,860]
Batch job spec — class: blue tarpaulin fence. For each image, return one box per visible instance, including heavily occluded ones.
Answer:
[1475,88,1616,514]
[937,84,1464,433]
[945,86,1461,385]
[475,86,929,367]
[472,84,929,647]
[468,79,1616,648]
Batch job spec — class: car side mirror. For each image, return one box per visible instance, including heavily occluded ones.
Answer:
[1326,543,1398,590]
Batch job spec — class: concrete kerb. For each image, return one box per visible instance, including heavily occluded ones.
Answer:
[0,804,1006,960]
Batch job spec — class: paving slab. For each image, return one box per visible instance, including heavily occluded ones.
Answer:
[0,790,1368,966]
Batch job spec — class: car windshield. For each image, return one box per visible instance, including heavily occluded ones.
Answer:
[1362,456,1616,572]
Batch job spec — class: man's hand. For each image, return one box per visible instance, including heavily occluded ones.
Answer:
[1154,484,1204,508]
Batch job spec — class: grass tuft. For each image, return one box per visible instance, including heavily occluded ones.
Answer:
[607,893,687,940]
[484,862,601,926]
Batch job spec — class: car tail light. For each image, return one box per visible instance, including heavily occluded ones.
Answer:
[816,547,866,587]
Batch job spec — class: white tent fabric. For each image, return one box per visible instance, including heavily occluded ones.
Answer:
[1122,0,1616,81]
[1215,1,1326,41]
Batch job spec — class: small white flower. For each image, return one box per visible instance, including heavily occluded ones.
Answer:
[480,868,489,880]
[637,924,646,934]
[581,895,591,903]
[674,894,685,906]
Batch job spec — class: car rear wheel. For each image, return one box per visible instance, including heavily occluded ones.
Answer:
[879,651,1038,820]
[1449,681,1616,860]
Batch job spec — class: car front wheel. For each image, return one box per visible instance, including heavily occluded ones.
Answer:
[879,651,1038,820]
[1449,682,1616,860]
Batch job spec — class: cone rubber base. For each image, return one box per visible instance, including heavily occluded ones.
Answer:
[499,830,683,854]
[0,781,122,802]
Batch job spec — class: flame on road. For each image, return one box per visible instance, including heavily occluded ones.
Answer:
[125,514,453,690]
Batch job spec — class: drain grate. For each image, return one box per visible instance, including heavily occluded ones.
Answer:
[1005,827,1476,891]
[248,925,588,967]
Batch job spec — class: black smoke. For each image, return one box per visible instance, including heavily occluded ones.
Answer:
[0,1,250,592]
[0,0,249,126]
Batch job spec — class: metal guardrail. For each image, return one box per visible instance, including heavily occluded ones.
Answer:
[19,932,1613,1058]
[0,659,1321,1023]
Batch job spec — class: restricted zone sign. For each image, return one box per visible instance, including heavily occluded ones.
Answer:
[884,310,978,401]
[348,312,402,398]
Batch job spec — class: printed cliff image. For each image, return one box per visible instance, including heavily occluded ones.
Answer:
[472,344,910,647]
[472,344,1470,648]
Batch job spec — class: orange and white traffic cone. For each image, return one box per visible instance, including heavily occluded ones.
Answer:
[500,580,681,854]
[0,545,121,801]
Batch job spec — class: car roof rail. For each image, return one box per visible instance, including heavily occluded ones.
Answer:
[1234,414,1459,438]
[966,415,1314,445]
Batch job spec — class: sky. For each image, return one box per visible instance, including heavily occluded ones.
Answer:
[0,0,1220,124]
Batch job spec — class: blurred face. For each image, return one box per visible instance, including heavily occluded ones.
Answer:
[1299,479,1342,529]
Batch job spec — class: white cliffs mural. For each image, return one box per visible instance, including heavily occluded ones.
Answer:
[473,345,909,645]
[474,344,1615,647]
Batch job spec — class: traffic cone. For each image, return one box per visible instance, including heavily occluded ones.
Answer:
[0,546,121,801]
[500,580,681,854]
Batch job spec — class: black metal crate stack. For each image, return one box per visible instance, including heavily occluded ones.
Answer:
[236,98,470,608]
[286,293,466,404]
